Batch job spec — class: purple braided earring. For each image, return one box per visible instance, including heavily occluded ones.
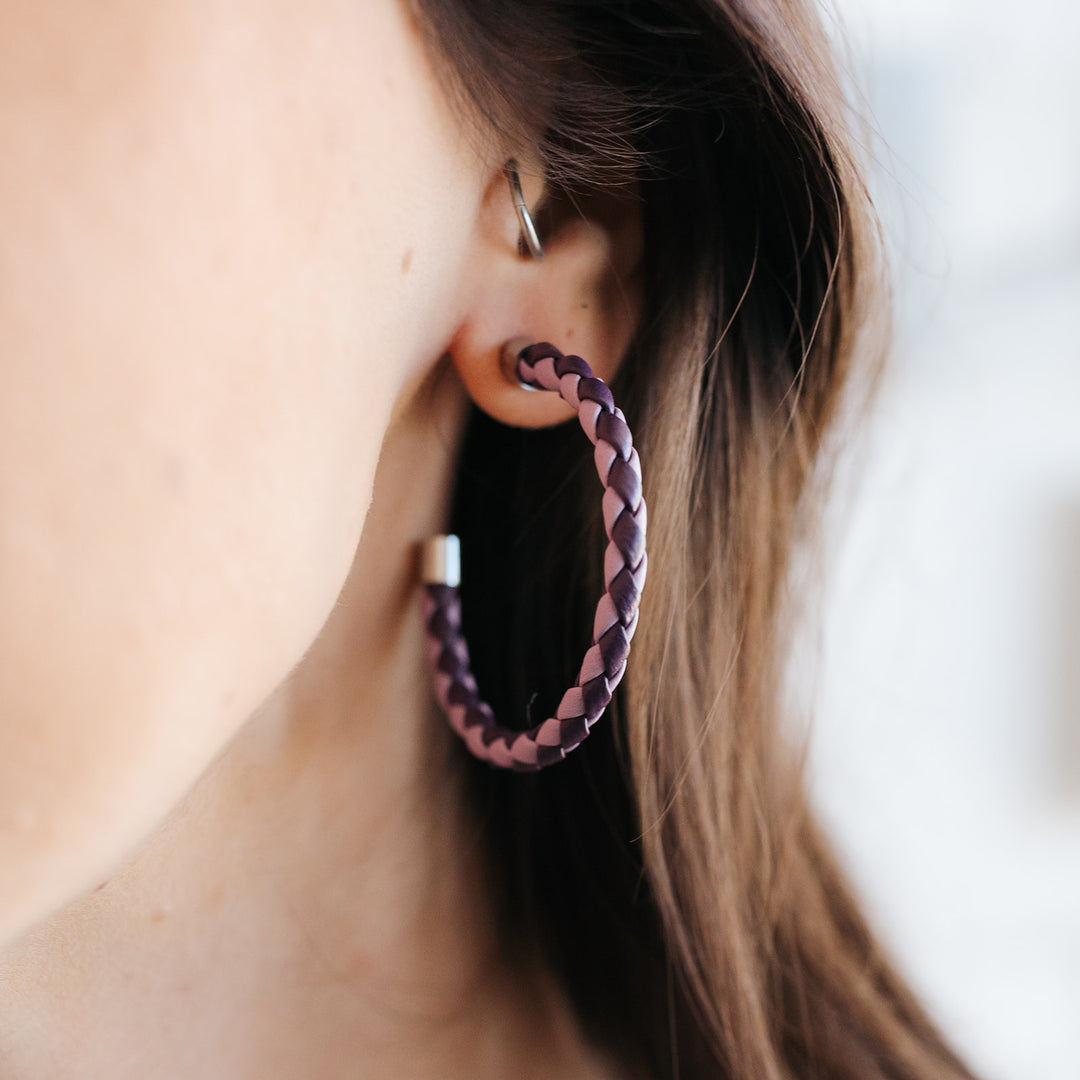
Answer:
[420,341,647,771]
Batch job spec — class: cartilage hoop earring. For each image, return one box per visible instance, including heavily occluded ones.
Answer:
[506,160,545,260]
[420,342,647,771]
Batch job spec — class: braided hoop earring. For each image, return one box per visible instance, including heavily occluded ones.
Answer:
[420,343,647,771]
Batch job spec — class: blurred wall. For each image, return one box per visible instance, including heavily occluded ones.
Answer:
[809,1,1080,1077]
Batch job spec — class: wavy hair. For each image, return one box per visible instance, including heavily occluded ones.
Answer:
[414,1,977,1077]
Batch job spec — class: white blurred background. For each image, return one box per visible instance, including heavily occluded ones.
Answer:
[810,0,1080,1077]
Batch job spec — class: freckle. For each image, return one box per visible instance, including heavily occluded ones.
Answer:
[401,248,413,275]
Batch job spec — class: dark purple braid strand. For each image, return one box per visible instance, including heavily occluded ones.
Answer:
[420,342,647,771]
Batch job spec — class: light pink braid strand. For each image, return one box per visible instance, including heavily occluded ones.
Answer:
[420,342,647,771]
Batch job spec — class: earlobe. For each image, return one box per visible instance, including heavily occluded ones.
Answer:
[447,163,642,432]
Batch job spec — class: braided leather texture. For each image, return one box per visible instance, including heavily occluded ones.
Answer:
[421,343,647,771]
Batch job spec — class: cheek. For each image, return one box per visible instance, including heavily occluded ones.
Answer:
[0,0,477,929]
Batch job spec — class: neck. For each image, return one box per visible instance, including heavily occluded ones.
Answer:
[0,361,613,1079]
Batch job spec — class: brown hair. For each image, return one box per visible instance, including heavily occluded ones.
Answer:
[416,1,977,1077]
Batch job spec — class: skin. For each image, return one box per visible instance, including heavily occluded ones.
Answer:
[0,0,640,1075]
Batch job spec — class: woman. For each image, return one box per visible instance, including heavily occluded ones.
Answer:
[0,0,977,1077]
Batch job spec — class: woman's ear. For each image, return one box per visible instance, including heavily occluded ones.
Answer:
[447,163,643,430]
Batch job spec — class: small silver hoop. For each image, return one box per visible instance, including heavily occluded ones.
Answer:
[506,161,545,260]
